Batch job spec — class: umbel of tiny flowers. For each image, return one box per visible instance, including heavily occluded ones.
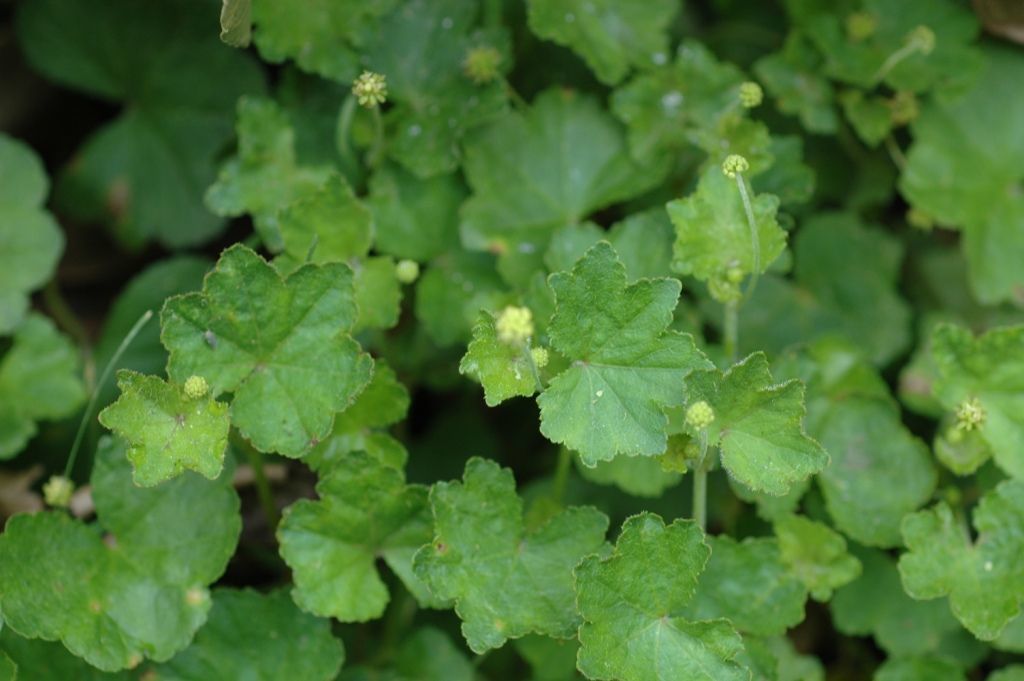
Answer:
[396,259,420,284]
[530,346,550,369]
[183,375,209,400]
[463,45,502,84]
[352,71,388,108]
[496,306,534,345]
[906,25,936,56]
[845,11,878,42]
[722,154,750,179]
[43,475,75,508]
[738,81,763,109]
[685,400,716,431]
[955,397,985,431]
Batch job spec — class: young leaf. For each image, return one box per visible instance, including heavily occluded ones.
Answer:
[98,370,230,487]
[668,164,786,284]
[685,536,808,636]
[460,90,657,284]
[0,437,240,671]
[930,323,1024,479]
[278,450,434,622]
[156,589,344,680]
[754,32,838,134]
[161,244,373,458]
[206,97,333,250]
[774,514,861,601]
[460,311,538,406]
[0,315,86,459]
[611,41,745,162]
[575,513,749,681]
[413,458,609,652]
[899,45,1024,303]
[898,480,1024,640]
[15,0,265,247]
[687,353,828,496]
[526,0,678,85]
[0,135,63,334]
[537,242,712,465]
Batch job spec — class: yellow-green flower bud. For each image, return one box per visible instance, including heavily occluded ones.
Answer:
[496,306,534,345]
[43,475,75,508]
[530,346,549,369]
[352,71,388,108]
[722,154,749,179]
[738,81,763,109]
[396,259,420,284]
[845,12,878,42]
[685,400,715,430]
[906,25,936,56]
[183,375,209,399]
[889,91,919,126]
[955,397,985,431]
[463,45,503,84]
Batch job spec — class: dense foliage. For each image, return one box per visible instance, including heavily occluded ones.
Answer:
[2,0,1024,678]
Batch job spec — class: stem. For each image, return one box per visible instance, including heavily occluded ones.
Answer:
[884,134,907,171]
[336,95,357,162]
[723,299,739,364]
[505,79,529,111]
[65,310,153,478]
[369,105,384,168]
[735,173,760,303]
[692,429,710,531]
[552,447,571,504]
[235,433,280,532]
[872,42,919,84]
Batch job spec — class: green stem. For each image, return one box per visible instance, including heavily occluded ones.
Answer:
[692,429,710,531]
[524,339,545,394]
[336,95,357,162]
[884,134,907,171]
[65,310,153,478]
[235,433,280,532]
[723,299,739,364]
[873,42,919,84]
[44,279,96,394]
[735,173,760,303]
[369,105,384,168]
[552,447,571,504]
[505,79,529,111]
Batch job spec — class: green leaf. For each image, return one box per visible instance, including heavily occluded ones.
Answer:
[161,244,373,458]
[0,437,240,671]
[990,668,1024,681]
[873,657,967,681]
[816,400,937,547]
[368,165,464,262]
[899,45,1024,303]
[575,450,682,498]
[537,242,711,465]
[414,251,510,347]
[339,627,474,681]
[0,630,133,680]
[0,315,86,459]
[460,90,656,284]
[732,212,910,365]
[805,0,981,93]
[98,370,230,487]
[251,0,395,82]
[930,323,1024,479]
[668,164,786,284]
[685,536,808,636]
[305,360,410,472]
[774,514,861,601]
[413,457,608,652]
[611,41,745,162]
[575,512,749,681]
[544,208,675,280]
[840,90,893,147]
[219,0,251,47]
[832,547,987,663]
[362,0,509,177]
[352,256,402,333]
[277,174,372,266]
[460,311,538,406]
[206,97,333,251]
[688,353,828,496]
[15,0,264,247]
[898,480,1024,640]
[0,134,63,334]
[526,0,678,85]
[156,589,344,680]
[278,450,433,622]
[754,33,838,134]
